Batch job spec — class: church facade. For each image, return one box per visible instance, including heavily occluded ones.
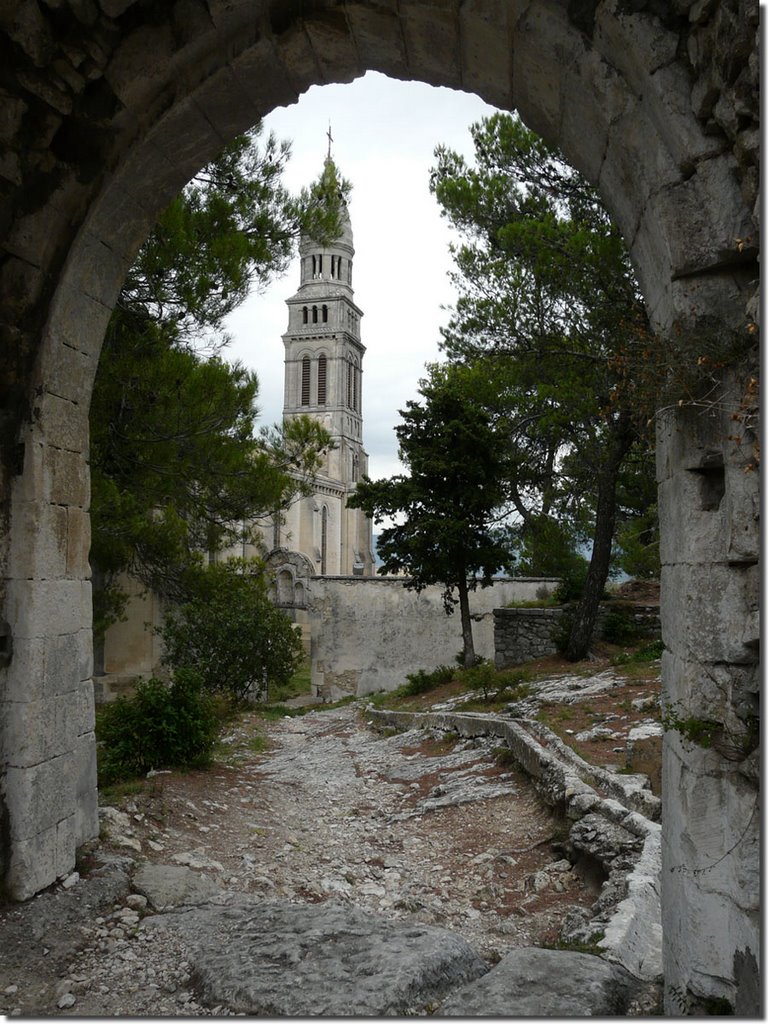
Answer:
[248,157,376,579]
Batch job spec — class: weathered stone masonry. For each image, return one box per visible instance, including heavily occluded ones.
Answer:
[0,0,759,1013]
[494,603,661,667]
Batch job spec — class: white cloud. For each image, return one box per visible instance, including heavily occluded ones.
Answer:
[223,72,498,479]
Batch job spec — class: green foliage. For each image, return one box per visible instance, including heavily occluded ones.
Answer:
[96,671,218,785]
[516,515,590,602]
[615,506,661,579]
[601,609,640,645]
[269,658,312,703]
[430,112,658,660]
[402,665,456,696]
[612,640,664,665]
[90,126,334,614]
[158,559,304,700]
[349,361,516,665]
[461,661,498,702]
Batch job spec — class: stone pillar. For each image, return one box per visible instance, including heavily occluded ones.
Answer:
[0,322,102,900]
[657,368,760,1014]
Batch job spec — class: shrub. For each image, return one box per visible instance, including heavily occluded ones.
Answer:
[159,558,303,700]
[97,671,218,784]
[601,608,639,644]
[402,665,455,696]
[461,661,498,702]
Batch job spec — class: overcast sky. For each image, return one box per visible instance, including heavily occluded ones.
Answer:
[223,71,498,480]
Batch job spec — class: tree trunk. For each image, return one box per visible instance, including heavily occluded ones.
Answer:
[565,413,635,661]
[457,575,477,667]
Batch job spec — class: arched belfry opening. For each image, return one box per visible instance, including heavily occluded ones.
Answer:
[0,3,758,1012]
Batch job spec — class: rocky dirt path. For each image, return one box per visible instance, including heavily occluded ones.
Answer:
[0,704,601,1017]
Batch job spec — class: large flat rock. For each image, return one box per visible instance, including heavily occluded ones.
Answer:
[131,863,223,910]
[146,898,487,1015]
[439,946,640,1016]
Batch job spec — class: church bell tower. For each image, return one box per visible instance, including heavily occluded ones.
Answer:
[277,153,375,576]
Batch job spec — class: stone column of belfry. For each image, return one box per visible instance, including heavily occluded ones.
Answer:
[279,155,375,576]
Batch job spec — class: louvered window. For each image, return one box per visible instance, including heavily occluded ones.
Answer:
[301,356,310,406]
[317,355,327,406]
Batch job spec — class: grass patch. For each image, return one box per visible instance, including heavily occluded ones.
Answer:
[99,778,146,804]
[268,658,312,703]
[612,639,664,666]
[542,931,605,956]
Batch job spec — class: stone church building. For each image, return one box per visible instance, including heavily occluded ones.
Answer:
[97,156,377,692]
[247,154,376,579]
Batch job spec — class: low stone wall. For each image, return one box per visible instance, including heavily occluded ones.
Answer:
[365,706,661,981]
[308,577,559,699]
[494,603,661,669]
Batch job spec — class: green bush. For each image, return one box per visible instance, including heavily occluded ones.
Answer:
[159,559,303,700]
[601,608,639,644]
[461,661,498,702]
[97,671,218,784]
[402,665,456,696]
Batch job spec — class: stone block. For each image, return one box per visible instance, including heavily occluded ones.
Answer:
[7,499,68,580]
[459,0,514,109]
[5,755,77,841]
[345,5,409,80]
[33,391,89,455]
[74,730,99,845]
[36,338,96,407]
[45,445,90,506]
[66,507,92,578]
[660,563,758,664]
[724,459,759,564]
[272,19,325,96]
[594,1,678,90]
[2,692,79,768]
[75,678,97,735]
[192,65,261,141]
[5,186,87,269]
[662,733,759,1007]
[4,820,71,901]
[150,95,228,185]
[7,579,92,641]
[655,400,728,483]
[657,474,726,566]
[645,63,728,170]
[39,280,113,361]
[229,38,299,118]
[68,229,131,310]
[104,24,176,112]
[663,267,753,340]
[559,50,629,186]
[661,650,758,733]
[1,637,46,702]
[512,3,573,146]
[303,8,362,84]
[399,2,462,89]
[82,179,155,272]
[644,154,756,279]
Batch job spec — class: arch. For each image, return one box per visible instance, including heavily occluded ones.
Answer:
[302,306,308,325]
[276,568,294,605]
[0,7,758,1007]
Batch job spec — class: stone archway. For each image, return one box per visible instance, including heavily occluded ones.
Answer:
[0,1,758,1011]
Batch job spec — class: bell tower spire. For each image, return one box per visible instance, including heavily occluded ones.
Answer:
[278,152,374,576]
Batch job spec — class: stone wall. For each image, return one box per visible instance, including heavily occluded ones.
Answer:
[308,577,557,700]
[494,603,661,668]
[0,1,759,1012]
[657,369,760,1015]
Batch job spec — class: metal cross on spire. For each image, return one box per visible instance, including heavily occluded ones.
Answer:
[326,121,334,159]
